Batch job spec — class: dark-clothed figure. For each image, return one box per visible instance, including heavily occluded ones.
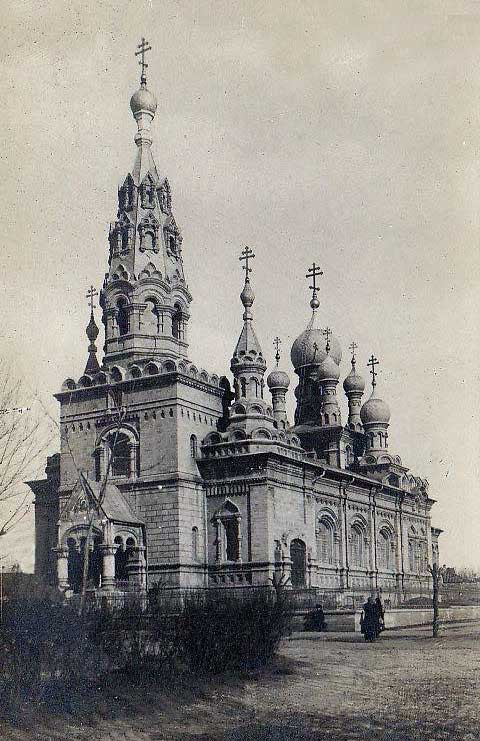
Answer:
[375,595,385,634]
[304,604,327,632]
[361,597,379,642]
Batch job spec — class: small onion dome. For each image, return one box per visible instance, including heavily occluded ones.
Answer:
[343,364,365,393]
[86,313,99,343]
[267,369,290,389]
[291,328,342,369]
[317,353,340,382]
[360,395,391,425]
[240,279,255,308]
[130,85,158,116]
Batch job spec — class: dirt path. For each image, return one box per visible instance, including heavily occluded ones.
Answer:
[3,621,480,740]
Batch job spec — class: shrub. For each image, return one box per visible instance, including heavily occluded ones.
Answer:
[0,596,109,718]
[178,589,292,673]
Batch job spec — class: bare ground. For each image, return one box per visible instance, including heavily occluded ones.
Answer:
[2,621,479,740]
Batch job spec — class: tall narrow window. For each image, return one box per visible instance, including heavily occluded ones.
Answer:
[317,520,334,564]
[190,434,198,459]
[378,530,392,570]
[117,298,129,336]
[350,524,365,568]
[192,527,199,561]
[225,519,240,561]
[172,304,185,340]
[107,432,131,478]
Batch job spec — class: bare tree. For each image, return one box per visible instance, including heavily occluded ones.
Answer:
[0,363,54,539]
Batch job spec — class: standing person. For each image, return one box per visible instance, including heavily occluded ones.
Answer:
[375,593,385,635]
[361,596,378,642]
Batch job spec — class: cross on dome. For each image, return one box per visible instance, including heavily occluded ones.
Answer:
[239,246,255,281]
[135,37,152,86]
[367,354,379,389]
[305,262,323,310]
[86,285,98,314]
[273,336,281,366]
[349,341,358,362]
[323,327,332,353]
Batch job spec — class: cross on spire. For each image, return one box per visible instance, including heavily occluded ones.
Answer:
[323,327,332,353]
[135,37,152,86]
[239,246,255,280]
[86,285,98,314]
[349,341,358,363]
[367,354,379,389]
[273,337,281,366]
[306,262,323,308]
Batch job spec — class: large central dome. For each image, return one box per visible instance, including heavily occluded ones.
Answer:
[291,327,342,369]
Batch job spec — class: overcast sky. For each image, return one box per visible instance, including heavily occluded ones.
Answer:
[0,0,479,571]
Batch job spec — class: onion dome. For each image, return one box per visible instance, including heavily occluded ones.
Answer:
[130,85,157,116]
[343,361,365,394]
[240,279,255,309]
[291,329,342,369]
[317,353,340,382]
[267,369,290,389]
[360,395,391,425]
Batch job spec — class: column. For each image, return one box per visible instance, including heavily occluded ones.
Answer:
[100,545,116,591]
[54,546,69,590]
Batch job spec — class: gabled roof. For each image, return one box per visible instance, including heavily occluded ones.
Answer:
[60,475,143,525]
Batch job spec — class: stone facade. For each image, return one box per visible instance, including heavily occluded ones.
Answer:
[30,66,441,607]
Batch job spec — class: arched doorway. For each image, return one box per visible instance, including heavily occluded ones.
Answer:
[290,539,306,587]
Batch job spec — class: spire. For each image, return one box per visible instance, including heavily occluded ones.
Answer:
[84,286,100,375]
[231,248,267,400]
[100,41,191,369]
[343,341,365,431]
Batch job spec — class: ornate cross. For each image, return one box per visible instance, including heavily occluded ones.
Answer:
[273,337,281,365]
[306,262,323,293]
[135,37,152,86]
[86,285,98,313]
[323,327,332,353]
[367,354,379,388]
[349,341,358,362]
[239,246,255,278]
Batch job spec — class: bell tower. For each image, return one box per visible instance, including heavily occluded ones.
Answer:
[100,39,192,370]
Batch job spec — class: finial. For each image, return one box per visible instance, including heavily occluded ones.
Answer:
[273,337,281,366]
[306,262,323,310]
[239,247,256,315]
[367,354,379,390]
[323,327,332,354]
[84,286,100,375]
[135,37,152,87]
[349,341,358,367]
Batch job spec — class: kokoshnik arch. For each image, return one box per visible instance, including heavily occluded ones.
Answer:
[29,41,442,607]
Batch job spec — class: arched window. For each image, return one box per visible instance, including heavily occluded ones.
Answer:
[114,536,128,580]
[190,434,198,459]
[192,527,199,561]
[378,529,393,570]
[144,299,162,334]
[172,303,185,340]
[350,524,366,568]
[213,501,241,562]
[317,519,335,565]
[117,298,129,336]
[240,378,247,397]
[290,539,306,587]
[107,431,132,478]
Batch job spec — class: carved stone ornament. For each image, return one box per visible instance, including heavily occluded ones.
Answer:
[158,178,172,215]
[138,213,160,253]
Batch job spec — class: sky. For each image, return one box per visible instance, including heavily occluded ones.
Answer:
[0,0,479,571]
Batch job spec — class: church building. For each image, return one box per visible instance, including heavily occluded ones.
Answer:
[30,43,441,607]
